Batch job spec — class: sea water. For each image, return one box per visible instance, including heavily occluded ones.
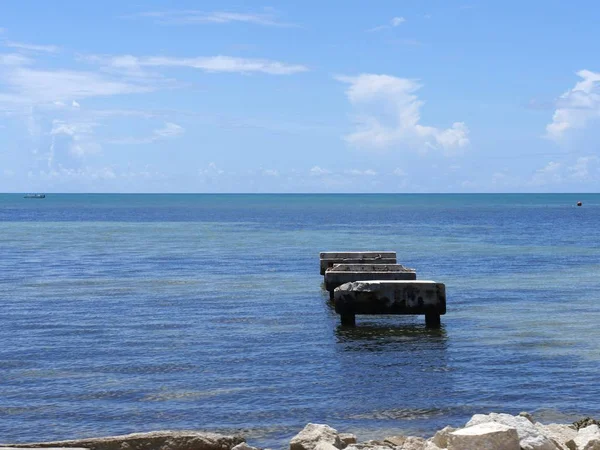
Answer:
[0,194,598,447]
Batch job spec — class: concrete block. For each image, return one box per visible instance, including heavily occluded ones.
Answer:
[319,252,396,275]
[324,264,416,294]
[334,280,445,314]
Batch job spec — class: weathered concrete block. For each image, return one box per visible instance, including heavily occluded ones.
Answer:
[290,424,343,450]
[319,252,396,275]
[334,280,446,326]
[0,431,245,450]
[448,422,520,450]
[324,264,416,295]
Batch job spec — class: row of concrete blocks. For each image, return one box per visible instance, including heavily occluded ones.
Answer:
[320,251,446,328]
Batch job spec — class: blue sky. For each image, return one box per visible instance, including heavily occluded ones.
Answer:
[1,0,599,193]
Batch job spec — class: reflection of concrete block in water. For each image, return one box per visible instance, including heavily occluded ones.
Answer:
[334,280,446,327]
[324,264,416,297]
[319,251,396,275]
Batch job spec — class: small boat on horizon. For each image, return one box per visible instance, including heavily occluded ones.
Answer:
[24,193,46,199]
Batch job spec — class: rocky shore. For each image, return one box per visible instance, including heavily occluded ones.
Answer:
[1,413,598,450]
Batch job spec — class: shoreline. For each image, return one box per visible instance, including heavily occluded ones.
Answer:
[2,413,598,450]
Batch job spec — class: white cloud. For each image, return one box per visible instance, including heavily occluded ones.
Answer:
[4,41,60,53]
[546,70,600,140]
[50,119,101,157]
[0,53,33,66]
[107,122,185,145]
[344,169,377,176]
[199,162,225,176]
[131,10,295,27]
[393,168,405,176]
[567,156,600,181]
[154,122,184,138]
[39,165,117,181]
[309,165,331,176]
[368,17,406,32]
[336,73,469,154]
[530,161,562,186]
[88,54,308,75]
[1,64,154,105]
[529,157,600,187]
[262,168,279,176]
[72,100,80,109]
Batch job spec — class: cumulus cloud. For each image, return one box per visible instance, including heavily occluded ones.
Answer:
[130,10,295,27]
[50,119,101,157]
[546,70,600,140]
[309,165,331,176]
[567,156,600,181]
[529,157,600,187]
[336,73,469,154]
[86,54,308,76]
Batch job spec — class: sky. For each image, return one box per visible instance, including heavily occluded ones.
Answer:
[1,0,600,193]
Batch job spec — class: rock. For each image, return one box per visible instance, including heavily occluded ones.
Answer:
[520,412,535,423]
[315,443,340,450]
[447,422,520,450]
[232,444,260,450]
[338,434,357,448]
[566,425,600,450]
[423,443,442,450]
[430,426,456,448]
[534,423,577,450]
[344,445,388,450]
[574,419,600,432]
[466,413,560,450]
[397,437,426,450]
[290,424,343,450]
[0,431,244,450]
[382,436,408,447]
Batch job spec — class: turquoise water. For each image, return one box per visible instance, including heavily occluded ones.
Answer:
[0,194,598,447]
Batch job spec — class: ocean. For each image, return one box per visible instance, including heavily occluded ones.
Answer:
[0,194,598,448]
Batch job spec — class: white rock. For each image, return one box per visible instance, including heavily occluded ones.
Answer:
[290,424,343,450]
[233,444,260,450]
[315,442,341,450]
[567,425,600,450]
[423,442,442,450]
[448,422,520,450]
[430,426,456,448]
[534,423,577,450]
[344,446,388,450]
[398,437,426,450]
[466,413,560,450]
